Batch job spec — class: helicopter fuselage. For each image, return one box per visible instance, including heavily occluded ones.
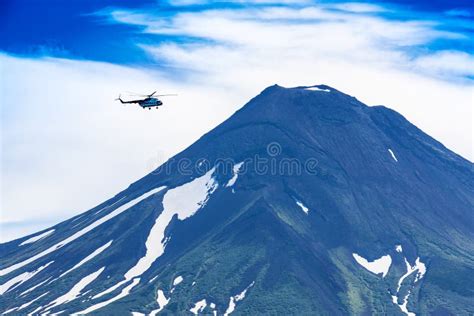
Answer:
[139,98,163,108]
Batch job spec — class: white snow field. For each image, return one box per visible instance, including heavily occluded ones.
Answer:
[226,162,244,187]
[173,276,183,287]
[305,87,331,92]
[44,267,105,311]
[59,241,112,278]
[0,261,53,295]
[190,299,207,315]
[224,281,255,315]
[85,168,218,312]
[392,256,427,316]
[150,289,170,315]
[388,149,398,162]
[296,200,309,214]
[0,187,166,277]
[352,253,392,277]
[19,229,55,246]
[76,278,141,314]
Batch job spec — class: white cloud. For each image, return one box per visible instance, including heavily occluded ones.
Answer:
[0,54,244,241]
[329,2,387,13]
[167,0,311,5]
[1,2,473,241]
[414,51,474,77]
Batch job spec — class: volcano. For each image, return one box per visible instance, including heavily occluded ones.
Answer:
[1,85,473,315]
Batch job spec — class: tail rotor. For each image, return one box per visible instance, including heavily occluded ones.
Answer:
[115,94,126,105]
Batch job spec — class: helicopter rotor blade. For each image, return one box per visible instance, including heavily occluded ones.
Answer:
[121,91,176,98]
[125,91,148,97]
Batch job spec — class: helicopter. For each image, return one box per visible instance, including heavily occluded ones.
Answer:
[116,91,177,110]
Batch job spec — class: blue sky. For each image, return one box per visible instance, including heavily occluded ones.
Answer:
[1,0,473,241]
[2,0,473,67]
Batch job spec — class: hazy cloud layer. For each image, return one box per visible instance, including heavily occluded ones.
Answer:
[1,1,473,241]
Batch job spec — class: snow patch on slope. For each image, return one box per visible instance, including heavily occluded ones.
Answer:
[190,299,207,315]
[75,278,140,314]
[226,162,244,187]
[28,303,48,315]
[2,291,50,314]
[0,261,53,295]
[396,257,426,292]
[173,276,183,286]
[305,86,330,92]
[392,256,427,316]
[2,307,17,314]
[397,258,414,292]
[94,197,126,215]
[353,253,392,277]
[149,275,184,314]
[224,281,255,315]
[86,168,218,312]
[124,168,217,281]
[18,292,49,311]
[398,291,416,316]
[44,267,105,311]
[388,149,398,162]
[413,258,426,282]
[20,277,51,296]
[0,187,166,277]
[150,289,169,316]
[92,279,128,299]
[19,229,55,246]
[59,241,112,278]
[295,200,309,214]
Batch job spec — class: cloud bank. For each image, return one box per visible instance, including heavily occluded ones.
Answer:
[1,1,473,241]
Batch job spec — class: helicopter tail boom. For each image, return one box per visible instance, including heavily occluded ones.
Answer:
[115,95,141,104]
